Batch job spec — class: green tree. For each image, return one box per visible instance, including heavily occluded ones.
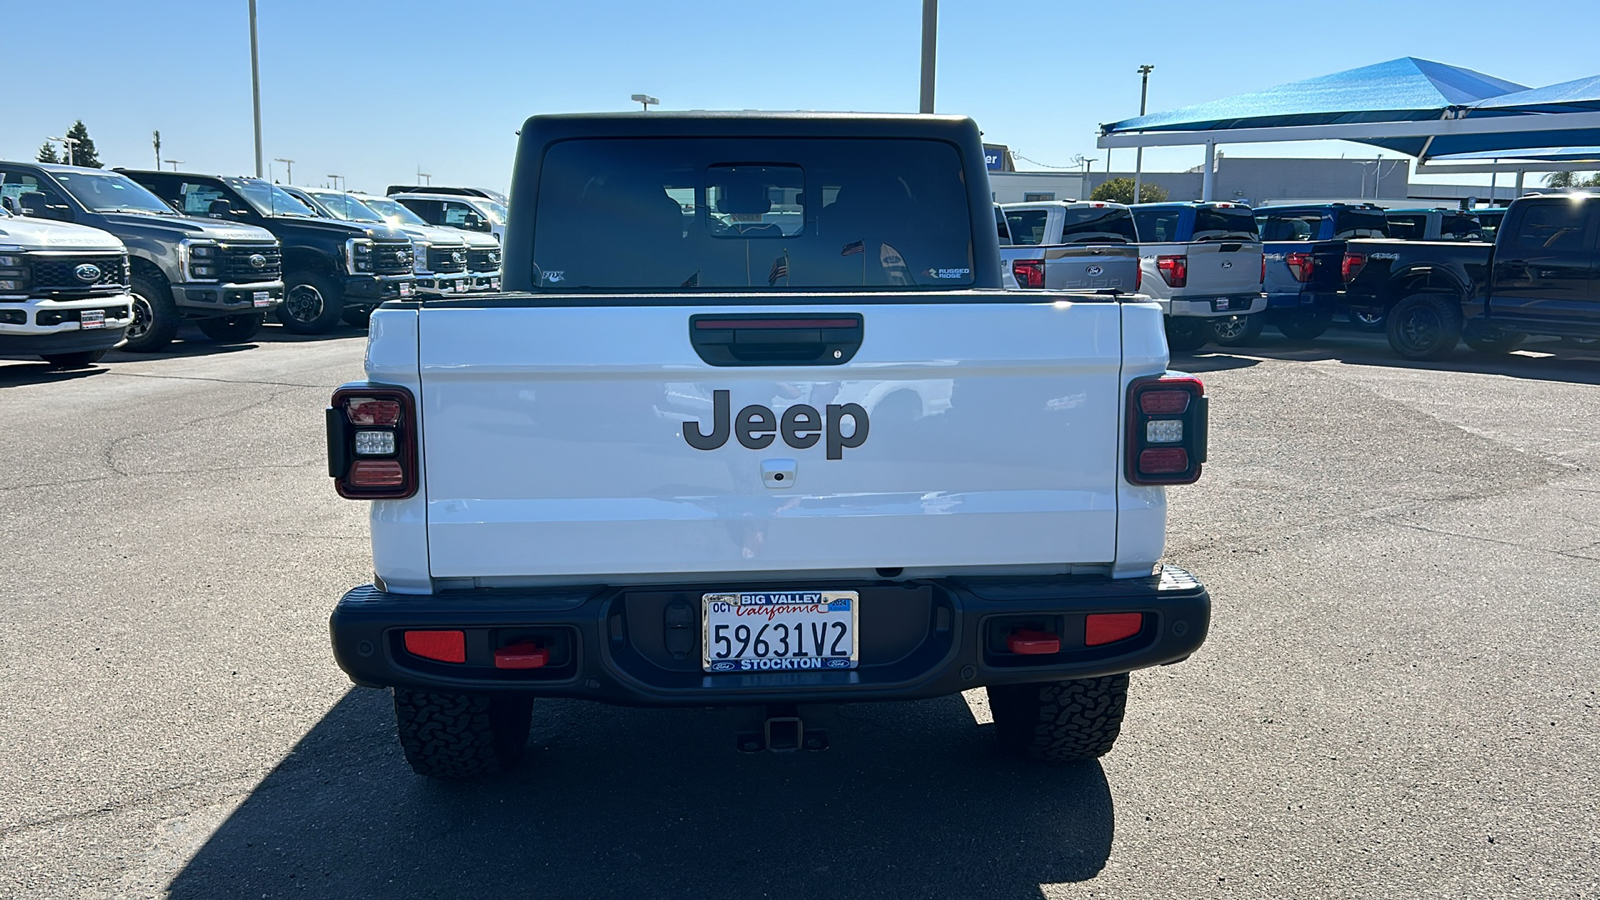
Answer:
[1091,177,1168,204]
[1542,170,1600,188]
[36,142,60,164]
[64,120,102,168]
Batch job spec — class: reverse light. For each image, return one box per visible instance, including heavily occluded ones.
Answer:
[1086,613,1144,647]
[1341,252,1368,283]
[1012,259,1045,288]
[1285,252,1315,282]
[353,430,396,456]
[1146,419,1184,443]
[404,630,466,664]
[1156,254,1187,288]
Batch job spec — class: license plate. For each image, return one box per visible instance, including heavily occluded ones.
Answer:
[252,291,274,308]
[453,280,470,293]
[490,277,500,290]
[702,591,858,673]
[79,310,105,329]
[398,282,413,297]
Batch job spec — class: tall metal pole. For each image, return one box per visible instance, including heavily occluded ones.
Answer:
[919,0,937,114]
[1134,65,1153,203]
[249,0,264,178]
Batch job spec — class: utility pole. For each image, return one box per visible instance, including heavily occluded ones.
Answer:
[274,158,294,183]
[249,0,264,178]
[152,130,162,169]
[919,0,937,114]
[1133,65,1153,204]
[48,135,80,167]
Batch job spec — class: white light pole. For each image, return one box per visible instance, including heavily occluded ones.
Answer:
[919,0,937,114]
[1133,65,1153,203]
[47,135,80,167]
[249,0,264,178]
[164,159,185,172]
[274,157,295,184]
[631,94,659,111]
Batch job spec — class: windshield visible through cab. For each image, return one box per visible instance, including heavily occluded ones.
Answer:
[309,191,385,223]
[1057,207,1137,244]
[223,177,318,217]
[1193,207,1258,241]
[55,171,175,215]
[360,196,429,227]
[531,137,974,290]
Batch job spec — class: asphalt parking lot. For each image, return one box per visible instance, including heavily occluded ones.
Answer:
[2,323,1597,899]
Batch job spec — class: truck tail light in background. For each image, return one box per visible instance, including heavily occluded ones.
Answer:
[1260,256,1266,284]
[1156,254,1187,288]
[1126,374,1207,486]
[1012,259,1045,288]
[1285,252,1315,283]
[328,384,418,499]
[1134,262,1142,292]
[1341,252,1367,283]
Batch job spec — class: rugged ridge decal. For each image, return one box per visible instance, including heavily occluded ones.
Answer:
[684,390,869,459]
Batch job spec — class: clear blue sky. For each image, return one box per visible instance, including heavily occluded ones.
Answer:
[4,0,1595,193]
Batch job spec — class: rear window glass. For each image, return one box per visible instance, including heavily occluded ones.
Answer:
[994,205,1011,245]
[1005,209,1048,245]
[1510,202,1592,253]
[1386,214,1425,240]
[1133,209,1183,242]
[1258,213,1323,241]
[1193,207,1257,241]
[531,138,974,290]
[1331,212,1387,239]
[1058,207,1137,244]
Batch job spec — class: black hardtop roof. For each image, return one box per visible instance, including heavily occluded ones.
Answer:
[517,110,981,143]
[1254,202,1385,213]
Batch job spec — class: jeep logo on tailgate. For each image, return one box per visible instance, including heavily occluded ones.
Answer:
[684,390,868,459]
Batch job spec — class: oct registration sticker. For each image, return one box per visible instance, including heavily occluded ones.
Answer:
[702,591,858,673]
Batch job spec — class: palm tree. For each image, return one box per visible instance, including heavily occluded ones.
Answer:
[1543,170,1600,188]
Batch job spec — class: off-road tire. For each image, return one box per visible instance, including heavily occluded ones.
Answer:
[1164,318,1211,353]
[196,313,264,343]
[340,306,372,328]
[1462,325,1527,355]
[1274,309,1331,341]
[277,270,345,334]
[124,275,180,352]
[988,673,1130,762]
[393,688,532,780]
[1209,313,1264,346]
[40,349,107,368]
[1386,293,1463,361]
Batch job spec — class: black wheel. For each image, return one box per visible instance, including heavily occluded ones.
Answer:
[1386,293,1463,361]
[340,306,372,328]
[1209,313,1264,346]
[277,270,345,334]
[988,673,1130,762]
[196,313,264,343]
[393,688,532,780]
[123,275,180,352]
[1462,324,1527,355]
[1164,317,1211,353]
[40,349,107,369]
[1351,310,1386,332]
[1274,309,1332,341]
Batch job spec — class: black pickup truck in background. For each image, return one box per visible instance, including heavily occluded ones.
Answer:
[1342,193,1600,359]
[1256,203,1389,339]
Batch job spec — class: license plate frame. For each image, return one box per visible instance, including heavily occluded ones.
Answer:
[79,309,105,330]
[702,591,859,673]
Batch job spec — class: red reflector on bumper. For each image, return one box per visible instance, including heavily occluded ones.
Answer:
[404,630,465,663]
[1085,613,1144,646]
[1006,629,1061,655]
[493,641,550,670]
[1138,447,1190,474]
[350,460,404,487]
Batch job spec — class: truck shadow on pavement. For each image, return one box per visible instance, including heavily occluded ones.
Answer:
[167,688,1115,900]
[1196,329,1600,386]
[0,361,110,386]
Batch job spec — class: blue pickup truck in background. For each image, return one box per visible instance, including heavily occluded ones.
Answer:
[1256,203,1389,338]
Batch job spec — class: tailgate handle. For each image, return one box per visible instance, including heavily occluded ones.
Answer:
[689,313,863,367]
[1219,242,1242,252]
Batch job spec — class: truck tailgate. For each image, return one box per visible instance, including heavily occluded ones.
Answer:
[1170,242,1263,296]
[1001,245,1140,292]
[416,297,1127,579]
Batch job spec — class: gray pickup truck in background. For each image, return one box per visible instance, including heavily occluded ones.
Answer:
[999,200,1141,295]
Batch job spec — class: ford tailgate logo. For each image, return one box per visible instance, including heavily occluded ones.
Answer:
[1086,265,1103,277]
[1221,261,1233,269]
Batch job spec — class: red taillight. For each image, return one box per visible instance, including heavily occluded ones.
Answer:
[345,397,401,426]
[1156,254,1187,287]
[1126,374,1206,486]
[1134,263,1142,292]
[329,384,418,500]
[1013,259,1045,288]
[1086,613,1144,646]
[1260,256,1266,283]
[404,630,465,664]
[1341,252,1367,283]
[1285,252,1315,282]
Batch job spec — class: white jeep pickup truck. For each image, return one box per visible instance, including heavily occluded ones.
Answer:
[326,112,1212,779]
[0,205,134,367]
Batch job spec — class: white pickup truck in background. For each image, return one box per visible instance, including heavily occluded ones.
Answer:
[998,200,1141,295]
[326,112,1212,780]
[0,205,134,367]
[1129,201,1267,351]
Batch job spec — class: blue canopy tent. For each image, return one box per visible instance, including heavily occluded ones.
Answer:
[1098,58,1600,199]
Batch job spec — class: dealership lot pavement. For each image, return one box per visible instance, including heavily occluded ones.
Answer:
[1,325,1596,899]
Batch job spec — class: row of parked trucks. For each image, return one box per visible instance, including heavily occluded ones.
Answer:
[0,161,505,364]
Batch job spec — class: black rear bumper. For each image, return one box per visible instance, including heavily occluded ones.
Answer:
[330,567,1210,705]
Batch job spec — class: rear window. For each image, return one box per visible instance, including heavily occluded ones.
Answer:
[1257,212,1322,242]
[1005,209,1049,245]
[1386,214,1426,241]
[1509,201,1592,253]
[1058,207,1137,244]
[1133,209,1183,242]
[994,205,1012,245]
[1192,207,1257,241]
[1331,211,1387,239]
[531,138,974,290]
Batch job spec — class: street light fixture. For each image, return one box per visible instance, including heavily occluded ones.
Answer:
[327,174,344,191]
[417,170,432,186]
[163,159,185,172]
[631,94,659,111]
[1134,65,1154,204]
[274,158,295,184]
[47,135,79,166]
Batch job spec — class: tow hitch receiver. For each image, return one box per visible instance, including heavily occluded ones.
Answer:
[737,704,829,753]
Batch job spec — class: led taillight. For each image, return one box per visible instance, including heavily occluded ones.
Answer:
[404,630,465,664]
[1126,374,1206,486]
[1013,259,1045,288]
[350,460,404,486]
[329,385,417,499]
[1341,252,1367,283]
[1285,252,1315,282]
[346,397,401,426]
[1156,254,1187,287]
